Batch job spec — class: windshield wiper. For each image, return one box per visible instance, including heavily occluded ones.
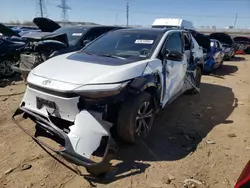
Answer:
[97,54,126,60]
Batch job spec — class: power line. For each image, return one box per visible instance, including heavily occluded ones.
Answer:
[57,0,72,22]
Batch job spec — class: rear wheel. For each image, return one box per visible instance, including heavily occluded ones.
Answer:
[117,92,155,144]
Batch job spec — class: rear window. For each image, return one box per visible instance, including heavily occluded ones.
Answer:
[54,27,88,46]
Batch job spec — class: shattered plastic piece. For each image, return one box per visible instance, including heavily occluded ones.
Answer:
[206,139,216,144]
[184,179,203,185]
[21,163,32,171]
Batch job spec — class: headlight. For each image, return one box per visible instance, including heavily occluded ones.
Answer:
[73,81,130,98]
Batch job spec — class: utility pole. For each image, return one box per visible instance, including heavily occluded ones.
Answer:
[36,0,46,17]
[115,14,118,25]
[126,2,129,26]
[234,13,238,28]
[57,0,72,22]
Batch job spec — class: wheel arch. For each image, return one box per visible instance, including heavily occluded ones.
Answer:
[128,73,162,108]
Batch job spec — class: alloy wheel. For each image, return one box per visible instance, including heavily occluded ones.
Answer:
[0,60,15,77]
[135,101,154,137]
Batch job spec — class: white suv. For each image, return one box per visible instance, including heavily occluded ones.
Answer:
[12,28,208,175]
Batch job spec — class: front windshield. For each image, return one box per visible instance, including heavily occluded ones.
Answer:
[54,27,87,46]
[82,30,161,60]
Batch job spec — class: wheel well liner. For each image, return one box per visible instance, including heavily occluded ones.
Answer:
[128,73,162,106]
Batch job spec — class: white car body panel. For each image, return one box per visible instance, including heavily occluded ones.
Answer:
[32,52,149,86]
[22,86,80,122]
[68,110,111,159]
[152,18,195,30]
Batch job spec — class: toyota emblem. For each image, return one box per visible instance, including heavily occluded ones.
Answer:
[42,80,51,85]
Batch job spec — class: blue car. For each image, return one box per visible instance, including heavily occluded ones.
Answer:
[203,39,225,74]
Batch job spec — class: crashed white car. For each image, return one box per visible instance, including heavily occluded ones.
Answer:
[12,28,208,175]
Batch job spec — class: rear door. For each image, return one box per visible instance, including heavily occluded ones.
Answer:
[162,31,187,105]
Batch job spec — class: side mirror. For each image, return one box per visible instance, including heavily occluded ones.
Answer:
[82,40,91,47]
[163,50,183,61]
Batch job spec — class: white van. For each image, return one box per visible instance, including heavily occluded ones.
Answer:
[152,18,195,30]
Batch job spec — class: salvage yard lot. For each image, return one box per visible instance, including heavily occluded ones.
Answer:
[0,55,250,188]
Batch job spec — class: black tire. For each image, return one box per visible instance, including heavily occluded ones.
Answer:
[245,47,250,54]
[0,58,16,77]
[117,92,155,144]
[186,66,202,95]
[219,60,223,68]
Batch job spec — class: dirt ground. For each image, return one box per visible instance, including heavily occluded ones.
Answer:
[0,55,250,188]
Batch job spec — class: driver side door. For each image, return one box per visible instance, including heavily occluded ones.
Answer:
[162,32,187,106]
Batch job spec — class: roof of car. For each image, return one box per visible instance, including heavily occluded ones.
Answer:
[60,25,124,30]
[112,27,171,34]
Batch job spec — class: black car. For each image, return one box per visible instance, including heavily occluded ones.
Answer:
[48,25,126,57]
[0,38,26,77]
[11,17,125,80]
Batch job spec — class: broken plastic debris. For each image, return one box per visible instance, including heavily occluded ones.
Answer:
[206,139,216,144]
[184,179,203,185]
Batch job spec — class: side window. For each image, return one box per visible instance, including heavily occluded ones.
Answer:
[165,32,183,53]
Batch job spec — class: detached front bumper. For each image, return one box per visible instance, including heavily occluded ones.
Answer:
[12,106,118,176]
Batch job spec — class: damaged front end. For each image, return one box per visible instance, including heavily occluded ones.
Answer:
[11,82,131,176]
[11,33,68,82]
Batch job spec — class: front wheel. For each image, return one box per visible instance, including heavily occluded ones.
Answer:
[0,58,16,77]
[186,66,202,95]
[117,92,156,144]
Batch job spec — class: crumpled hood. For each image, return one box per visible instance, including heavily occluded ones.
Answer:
[32,52,149,86]
[33,17,61,32]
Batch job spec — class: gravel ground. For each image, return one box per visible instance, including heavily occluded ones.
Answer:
[0,55,249,188]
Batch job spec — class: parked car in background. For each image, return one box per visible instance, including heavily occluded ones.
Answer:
[203,39,225,74]
[234,36,250,54]
[152,18,195,30]
[0,38,26,77]
[11,26,39,34]
[0,19,57,78]
[11,17,125,81]
[209,32,235,60]
[12,27,209,176]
